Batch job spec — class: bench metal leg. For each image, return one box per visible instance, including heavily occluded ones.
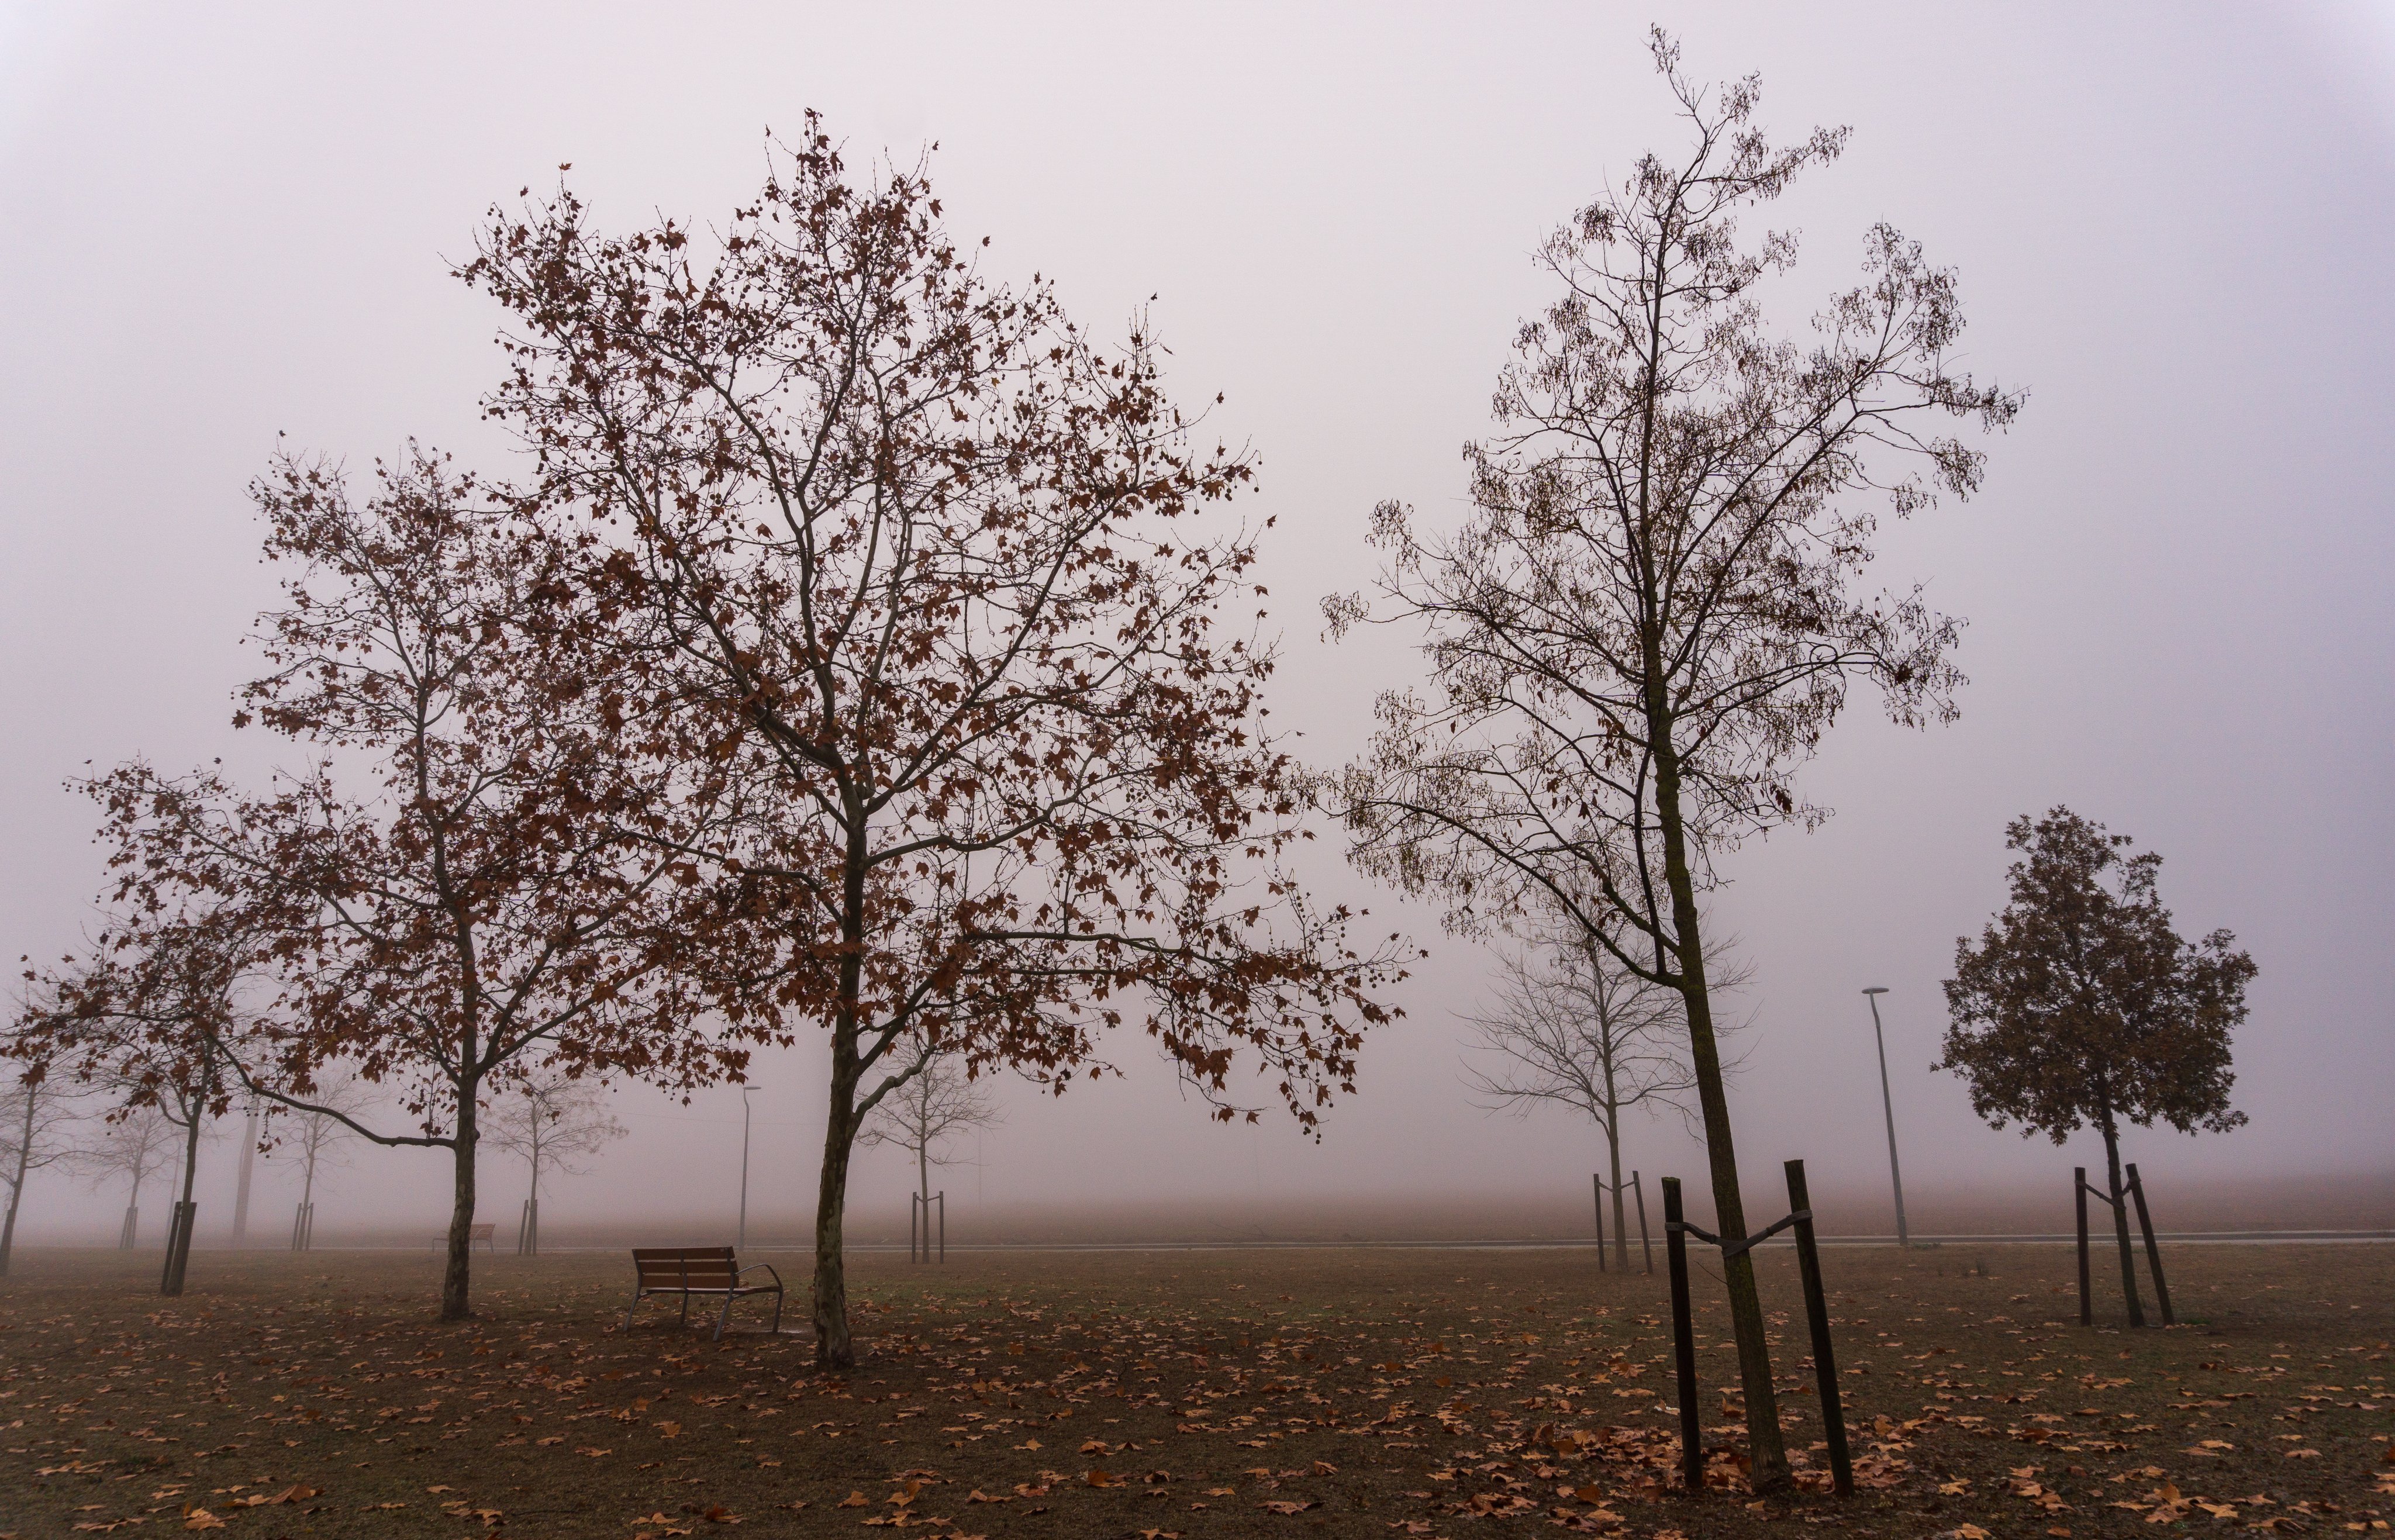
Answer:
[771,1287,783,1335]
[624,1285,646,1331]
[714,1292,734,1342]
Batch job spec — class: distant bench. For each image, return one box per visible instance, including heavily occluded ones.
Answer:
[432,1224,497,1254]
[624,1246,784,1340]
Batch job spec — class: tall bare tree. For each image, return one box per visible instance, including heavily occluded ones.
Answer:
[482,1067,627,1255]
[1461,900,1744,1268]
[1328,32,2019,1487]
[465,122,1407,1365]
[1938,807,2253,1326]
[81,450,742,1320]
[858,1040,1003,1217]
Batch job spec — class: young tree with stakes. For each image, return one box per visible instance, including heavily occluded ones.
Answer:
[1938,807,2253,1326]
[18,910,247,1294]
[1460,896,1744,1269]
[84,451,743,1320]
[81,1104,180,1249]
[858,1038,1003,1225]
[1328,32,2019,1486]
[465,123,1407,1365]
[482,1066,627,1255]
[278,1073,371,1251]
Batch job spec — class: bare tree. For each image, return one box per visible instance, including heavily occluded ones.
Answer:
[1461,902,1745,1268]
[1328,33,2020,1487]
[276,1073,373,1251]
[0,1062,81,1275]
[481,1068,627,1255]
[858,1042,1003,1216]
[78,1104,180,1249]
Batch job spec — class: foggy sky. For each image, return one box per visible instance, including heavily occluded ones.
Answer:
[3,3,2390,1245]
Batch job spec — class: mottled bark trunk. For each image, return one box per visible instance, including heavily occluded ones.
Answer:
[440,1078,479,1322]
[813,823,872,1368]
[813,1060,859,1366]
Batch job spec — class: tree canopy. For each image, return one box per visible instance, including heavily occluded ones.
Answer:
[1938,806,2255,1145]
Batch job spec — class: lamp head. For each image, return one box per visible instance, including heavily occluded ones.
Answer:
[1861,987,1889,996]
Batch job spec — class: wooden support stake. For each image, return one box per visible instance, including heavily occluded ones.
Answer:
[2125,1163,2172,1325]
[1785,1159,1852,1498]
[2075,1167,2092,1327]
[1662,1176,1702,1493]
[1634,1172,1652,1276]
[1593,1173,1607,1272]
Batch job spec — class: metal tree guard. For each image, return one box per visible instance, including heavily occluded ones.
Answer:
[910,1191,945,1263]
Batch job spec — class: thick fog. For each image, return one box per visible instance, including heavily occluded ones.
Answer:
[3,4,2389,1246]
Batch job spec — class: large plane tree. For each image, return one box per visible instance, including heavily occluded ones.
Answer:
[465,122,1404,1366]
[1329,32,2020,1488]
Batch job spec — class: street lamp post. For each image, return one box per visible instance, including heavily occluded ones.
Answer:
[737,1086,763,1250]
[1861,988,1910,1247]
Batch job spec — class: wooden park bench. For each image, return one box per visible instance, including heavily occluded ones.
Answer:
[624,1246,785,1340]
[468,1223,495,1253]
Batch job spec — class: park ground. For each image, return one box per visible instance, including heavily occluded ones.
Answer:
[2,1241,2387,1539]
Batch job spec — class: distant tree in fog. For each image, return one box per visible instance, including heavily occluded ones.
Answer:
[483,1068,626,1255]
[1939,806,2253,1325]
[0,1040,81,1275]
[80,1104,179,1249]
[859,1042,1002,1216]
[464,121,1409,1367]
[1326,30,2020,1487]
[1461,897,1745,1268]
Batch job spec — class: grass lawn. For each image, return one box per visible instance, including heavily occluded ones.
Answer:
[2,1240,2387,1538]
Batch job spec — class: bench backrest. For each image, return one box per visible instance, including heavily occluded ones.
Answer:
[467,1223,494,1239]
[633,1246,740,1289]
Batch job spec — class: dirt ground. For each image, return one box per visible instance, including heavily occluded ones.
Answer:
[2,1241,2387,1538]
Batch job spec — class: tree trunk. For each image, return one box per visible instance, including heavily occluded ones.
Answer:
[812,823,871,1368]
[1605,1122,1629,1272]
[813,1055,860,1366]
[0,1088,33,1277]
[440,1082,479,1322]
[1650,717,1787,1491]
[2096,1100,2145,1329]
[163,1093,204,1297]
